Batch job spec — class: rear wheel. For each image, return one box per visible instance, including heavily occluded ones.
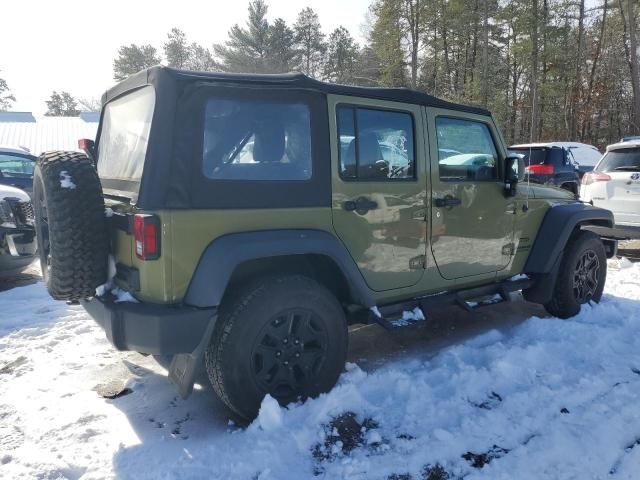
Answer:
[544,231,606,319]
[205,275,348,420]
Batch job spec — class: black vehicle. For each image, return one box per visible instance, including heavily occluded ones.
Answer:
[509,144,581,194]
[0,147,37,195]
[0,184,37,276]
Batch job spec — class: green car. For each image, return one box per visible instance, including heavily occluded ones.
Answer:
[33,67,616,420]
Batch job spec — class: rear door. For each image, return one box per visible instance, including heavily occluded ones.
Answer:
[428,110,516,280]
[329,95,427,292]
[592,147,640,226]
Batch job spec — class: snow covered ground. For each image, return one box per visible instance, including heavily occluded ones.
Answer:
[1,259,640,479]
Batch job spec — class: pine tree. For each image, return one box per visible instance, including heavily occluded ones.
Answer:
[323,27,360,83]
[213,0,271,73]
[164,28,191,69]
[186,43,217,71]
[0,73,15,111]
[113,44,160,81]
[369,0,407,86]
[45,91,80,117]
[266,18,297,73]
[293,8,326,76]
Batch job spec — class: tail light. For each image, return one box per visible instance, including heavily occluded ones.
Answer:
[582,172,611,185]
[525,164,554,175]
[133,214,160,260]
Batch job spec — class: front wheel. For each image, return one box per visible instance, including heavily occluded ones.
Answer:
[205,275,348,420]
[544,231,607,319]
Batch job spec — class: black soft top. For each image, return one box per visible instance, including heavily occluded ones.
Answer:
[102,66,490,117]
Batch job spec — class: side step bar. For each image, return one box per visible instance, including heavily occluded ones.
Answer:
[368,277,534,330]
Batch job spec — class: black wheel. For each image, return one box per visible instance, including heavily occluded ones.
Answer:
[33,151,108,300]
[205,275,348,420]
[544,231,607,319]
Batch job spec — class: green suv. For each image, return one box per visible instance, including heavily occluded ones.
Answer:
[33,67,616,419]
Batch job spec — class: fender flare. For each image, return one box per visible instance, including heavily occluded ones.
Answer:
[524,202,614,274]
[183,229,374,308]
[522,202,613,304]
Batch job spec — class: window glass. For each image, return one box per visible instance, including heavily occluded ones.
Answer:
[436,117,498,181]
[595,148,640,172]
[337,106,415,181]
[0,154,35,179]
[97,85,155,183]
[203,99,311,181]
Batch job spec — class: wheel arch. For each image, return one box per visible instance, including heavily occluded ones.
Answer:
[522,202,613,305]
[524,202,614,275]
[183,229,375,309]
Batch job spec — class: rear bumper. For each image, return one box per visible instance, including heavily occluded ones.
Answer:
[81,295,216,355]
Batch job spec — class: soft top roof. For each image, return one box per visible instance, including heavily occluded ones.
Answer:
[102,66,491,116]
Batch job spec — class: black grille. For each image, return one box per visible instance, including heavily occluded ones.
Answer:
[6,199,35,227]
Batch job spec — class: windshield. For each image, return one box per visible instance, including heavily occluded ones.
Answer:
[97,86,155,184]
[596,148,640,172]
[0,153,35,179]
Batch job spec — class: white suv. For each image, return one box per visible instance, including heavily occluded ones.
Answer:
[580,140,640,231]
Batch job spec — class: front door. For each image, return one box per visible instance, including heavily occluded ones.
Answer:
[428,110,516,280]
[329,95,427,292]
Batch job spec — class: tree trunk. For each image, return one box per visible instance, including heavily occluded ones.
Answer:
[530,0,540,142]
[582,0,608,141]
[481,0,489,106]
[569,0,585,140]
[626,0,640,130]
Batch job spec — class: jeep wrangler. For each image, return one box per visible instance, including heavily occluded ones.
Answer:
[33,67,616,420]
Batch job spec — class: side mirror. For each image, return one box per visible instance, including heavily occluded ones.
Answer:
[78,138,96,162]
[504,154,525,197]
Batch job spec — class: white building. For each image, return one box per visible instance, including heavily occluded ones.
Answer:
[0,111,99,155]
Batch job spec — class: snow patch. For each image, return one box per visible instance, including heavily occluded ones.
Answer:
[104,208,114,218]
[1,262,640,478]
[59,171,76,189]
[256,395,283,432]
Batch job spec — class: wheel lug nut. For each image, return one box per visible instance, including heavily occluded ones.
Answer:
[284,361,289,366]
[294,340,299,345]
[295,353,300,358]
[276,351,281,357]
[283,339,288,344]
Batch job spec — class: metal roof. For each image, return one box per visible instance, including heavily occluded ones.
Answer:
[0,112,99,155]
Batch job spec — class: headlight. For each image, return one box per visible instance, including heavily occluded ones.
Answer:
[0,199,17,228]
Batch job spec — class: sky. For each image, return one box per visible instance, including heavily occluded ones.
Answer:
[1,0,372,114]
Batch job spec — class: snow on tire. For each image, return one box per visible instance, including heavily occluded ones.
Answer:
[33,151,109,301]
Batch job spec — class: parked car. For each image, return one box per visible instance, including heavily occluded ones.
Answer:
[580,139,640,234]
[509,142,602,194]
[0,146,36,195]
[0,184,37,276]
[33,67,615,420]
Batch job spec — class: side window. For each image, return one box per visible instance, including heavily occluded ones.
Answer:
[203,99,312,181]
[337,106,415,181]
[435,117,498,181]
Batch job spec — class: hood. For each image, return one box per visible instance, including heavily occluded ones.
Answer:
[0,184,30,202]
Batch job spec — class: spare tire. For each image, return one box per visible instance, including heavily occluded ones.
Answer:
[33,151,108,300]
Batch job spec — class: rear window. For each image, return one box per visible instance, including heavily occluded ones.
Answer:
[510,148,547,165]
[97,86,155,183]
[202,99,311,181]
[596,148,640,172]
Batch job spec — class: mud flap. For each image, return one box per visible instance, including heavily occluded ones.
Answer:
[168,312,218,399]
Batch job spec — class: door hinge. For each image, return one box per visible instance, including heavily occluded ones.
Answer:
[409,255,426,270]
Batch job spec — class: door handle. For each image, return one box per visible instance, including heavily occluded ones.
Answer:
[343,197,378,214]
[434,196,462,208]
